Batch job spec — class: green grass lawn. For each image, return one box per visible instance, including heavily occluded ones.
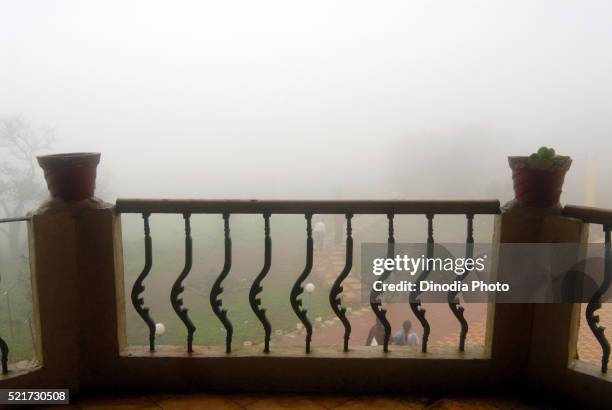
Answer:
[121,213,336,348]
[0,251,37,364]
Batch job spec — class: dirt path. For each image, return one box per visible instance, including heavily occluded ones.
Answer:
[275,235,489,350]
[277,302,488,350]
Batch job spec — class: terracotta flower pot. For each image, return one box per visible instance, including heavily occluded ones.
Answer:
[508,156,571,208]
[37,153,101,201]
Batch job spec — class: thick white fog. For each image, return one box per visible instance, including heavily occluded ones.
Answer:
[1,1,611,205]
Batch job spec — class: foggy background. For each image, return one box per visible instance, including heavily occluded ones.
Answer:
[2,1,612,361]
[1,0,611,205]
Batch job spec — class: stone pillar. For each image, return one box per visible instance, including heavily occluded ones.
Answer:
[489,204,587,391]
[27,198,124,390]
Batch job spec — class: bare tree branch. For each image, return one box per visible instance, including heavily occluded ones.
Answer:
[0,117,53,257]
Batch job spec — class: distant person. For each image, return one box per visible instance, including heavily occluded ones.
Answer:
[365,318,386,346]
[392,319,418,346]
[313,219,327,252]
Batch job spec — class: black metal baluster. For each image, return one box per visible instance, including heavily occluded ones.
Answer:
[131,212,157,351]
[586,224,611,373]
[0,335,7,374]
[170,213,196,353]
[369,214,394,353]
[448,214,474,352]
[290,213,314,353]
[329,214,353,352]
[410,213,434,353]
[0,244,8,373]
[211,213,233,353]
[249,213,272,353]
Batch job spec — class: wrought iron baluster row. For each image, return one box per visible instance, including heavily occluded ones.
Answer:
[410,214,434,353]
[586,224,611,373]
[369,214,395,353]
[171,213,196,352]
[329,214,353,352]
[249,213,272,353]
[290,214,314,353]
[128,211,492,355]
[211,213,234,353]
[448,214,474,352]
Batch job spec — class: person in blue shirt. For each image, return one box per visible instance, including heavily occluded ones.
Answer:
[392,319,418,346]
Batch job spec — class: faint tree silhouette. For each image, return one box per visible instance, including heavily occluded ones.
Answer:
[390,125,513,200]
[0,117,53,259]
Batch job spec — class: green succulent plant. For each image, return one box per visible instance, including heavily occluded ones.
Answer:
[529,146,569,161]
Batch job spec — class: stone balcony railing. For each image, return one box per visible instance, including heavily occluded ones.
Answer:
[0,190,611,408]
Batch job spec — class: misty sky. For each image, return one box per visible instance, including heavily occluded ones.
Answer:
[1,1,611,205]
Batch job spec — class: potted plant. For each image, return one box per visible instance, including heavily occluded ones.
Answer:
[508,147,572,208]
[37,152,101,201]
